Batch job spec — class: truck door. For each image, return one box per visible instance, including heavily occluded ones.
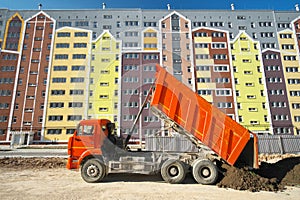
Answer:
[72,124,95,158]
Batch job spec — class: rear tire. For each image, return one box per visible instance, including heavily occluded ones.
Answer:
[81,158,106,183]
[161,159,186,184]
[192,159,218,185]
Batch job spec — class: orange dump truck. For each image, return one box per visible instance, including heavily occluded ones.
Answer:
[67,64,259,184]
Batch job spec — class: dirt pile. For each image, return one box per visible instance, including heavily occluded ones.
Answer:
[0,157,67,169]
[217,156,300,192]
[217,164,283,192]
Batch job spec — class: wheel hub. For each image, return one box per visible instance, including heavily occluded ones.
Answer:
[87,165,99,177]
[201,167,211,178]
[169,166,179,176]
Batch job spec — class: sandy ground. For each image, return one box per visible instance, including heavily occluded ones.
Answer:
[0,168,299,200]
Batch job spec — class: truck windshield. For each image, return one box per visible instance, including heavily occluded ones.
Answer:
[77,125,94,136]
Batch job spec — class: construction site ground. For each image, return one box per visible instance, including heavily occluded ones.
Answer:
[0,154,299,200]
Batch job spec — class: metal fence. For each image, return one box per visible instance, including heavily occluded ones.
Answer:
[145,135,300,154]
[257,135,300,154]
[145,136,198,152]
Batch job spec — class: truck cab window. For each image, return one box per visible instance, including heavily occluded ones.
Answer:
[78,125,94,135]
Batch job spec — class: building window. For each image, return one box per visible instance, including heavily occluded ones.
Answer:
[279,33,292,39]
[273,115,289,121]
[74,43,87,48]
[57,32,70,37]
[70,90,84,95]
[278,23,291,29]
[69,102,83,108]
[125,21,139,26]
[52,78,66,83]
[51,90,65,95]
[67,129,76,134]
[67,115,82,121]
[215,89,231,96]
[290,91,300,96]
[213,54,227,60]
[48,115,63,121]
[238,116,243,122]
[74,32,88,37]
[260,32,275,38]
[50,102,64,108]
[47,129,62,134]
[270,90,284,95]
[247,95,256,99]
[70,77,84,83]
[55,54,68,60]
[58,22,72,27]
[210,22,224,27]
[250,121,259,125]
[259,22,273,27]
[72,54,86,59]
[287,79,300,84]
[217,102,232,108]
[212,32,224,37]
[71,65,85,71]
[248,107,258,112]
[75,21,89,27]
[99,107,108,112]
[53,66,67,71]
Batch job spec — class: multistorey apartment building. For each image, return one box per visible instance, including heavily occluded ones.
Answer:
[0,50,19,141]
[262,49,293,134]
[8,11,55,142]
[0,8,300,143]
[44,27,91,142]
[192,28,236,118]
[88,30,121,127]
[121,52,161,142]
[231,32,271,133]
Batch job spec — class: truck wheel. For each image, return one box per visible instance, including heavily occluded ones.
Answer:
[81,158,106,183]
[161,159,186,184]
[192,159,218,185]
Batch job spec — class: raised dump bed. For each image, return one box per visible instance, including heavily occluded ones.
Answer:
[150,64,259,168]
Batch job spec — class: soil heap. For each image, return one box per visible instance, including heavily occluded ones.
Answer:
[217,156,300,192]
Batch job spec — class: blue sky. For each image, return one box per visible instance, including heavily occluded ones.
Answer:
[0,0,300,10]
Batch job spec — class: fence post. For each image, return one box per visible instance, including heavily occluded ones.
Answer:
[278,135,284,154]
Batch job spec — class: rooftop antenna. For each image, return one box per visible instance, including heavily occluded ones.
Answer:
[102,3,106,9]
[167,4,170,10]
[295,4,299,12]
[38,3,42,10]
[231,3,235,11]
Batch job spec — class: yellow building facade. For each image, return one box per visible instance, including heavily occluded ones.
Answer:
[142,28,159,51]
[193,31,214,103]
[231,31,271,134]
[44,27,92,141]
[88,31,121,128]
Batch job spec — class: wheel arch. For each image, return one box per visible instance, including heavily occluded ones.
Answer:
[78,149,104,167]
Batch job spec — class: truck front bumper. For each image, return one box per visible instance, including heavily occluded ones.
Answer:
[66,157,79,170]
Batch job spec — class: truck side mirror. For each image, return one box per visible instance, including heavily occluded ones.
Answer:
[107,123,115,134]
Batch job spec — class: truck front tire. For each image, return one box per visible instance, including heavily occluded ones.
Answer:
[161,159,186,184]
[81,158,106,183]
[192,159,218,185]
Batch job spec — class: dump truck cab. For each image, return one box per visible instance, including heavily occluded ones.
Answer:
[66,119,117,170]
